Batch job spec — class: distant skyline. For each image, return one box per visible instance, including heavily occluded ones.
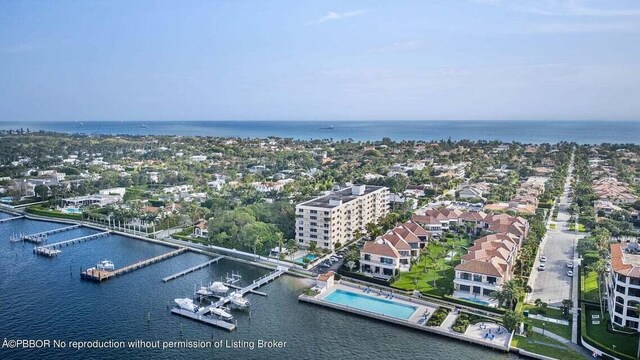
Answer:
[1,0,639,122]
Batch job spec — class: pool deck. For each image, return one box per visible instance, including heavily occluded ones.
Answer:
[300,281,512,353]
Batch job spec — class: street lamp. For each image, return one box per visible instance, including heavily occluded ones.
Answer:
[542,322,545,336]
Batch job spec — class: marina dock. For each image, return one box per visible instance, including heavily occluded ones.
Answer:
[170,308,236,331]
[212,267,287,307]
[33,231,111,257]
[0,215,24,223]
[42,230,110,249]
[81,247,188,282]
[223,283,267,297]
[21,225,80,243]
[33,247,61,257]
[162,256,224,282]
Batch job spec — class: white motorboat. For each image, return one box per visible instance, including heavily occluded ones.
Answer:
[174,298,199,312]
[208,281,229,294]
[228,291,250,309]
[96,260,115,271]
[210,306,233,321]
[195,286,214,297]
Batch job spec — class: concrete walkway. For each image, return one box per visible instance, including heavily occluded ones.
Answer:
[531,327,593,359]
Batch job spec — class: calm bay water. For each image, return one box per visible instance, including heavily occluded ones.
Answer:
[0,216,521,359]
[2,120,639,144]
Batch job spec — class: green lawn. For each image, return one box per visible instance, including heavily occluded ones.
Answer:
[511,332,583,360]
[584,309,638,359]
[582,271,600,302]
[392,235,471,296]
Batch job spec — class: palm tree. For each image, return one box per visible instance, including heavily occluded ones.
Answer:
[494,280,524,309]
[590,259,607,318]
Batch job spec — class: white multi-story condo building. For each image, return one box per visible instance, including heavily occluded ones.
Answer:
[295,185,389,251]
[607,243,640,330]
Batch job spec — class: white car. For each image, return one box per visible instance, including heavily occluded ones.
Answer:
[538,263,546,271]
[567,262,574,268]
[567,270,574,277]
[540,255,547,262]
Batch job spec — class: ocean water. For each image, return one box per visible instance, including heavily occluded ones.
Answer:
[1,120,639,144]
[0,216,521,359]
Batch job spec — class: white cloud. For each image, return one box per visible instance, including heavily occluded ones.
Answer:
[306,10,365,25]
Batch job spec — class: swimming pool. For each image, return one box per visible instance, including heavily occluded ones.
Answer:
[62,207,82,214]
[294,254,318,264]
[461,297,491,306]
[324,289,417,320]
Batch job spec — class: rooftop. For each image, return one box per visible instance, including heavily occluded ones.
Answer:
[298,185,387,209]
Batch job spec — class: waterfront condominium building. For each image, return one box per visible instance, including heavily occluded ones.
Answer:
[607,243,640,330]
[295,185,389,251]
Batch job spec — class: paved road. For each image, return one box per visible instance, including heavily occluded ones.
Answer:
[529,153,586,307]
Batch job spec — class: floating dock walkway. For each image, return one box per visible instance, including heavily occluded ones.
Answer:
[0,215,24,223]
[223,283,267,297]
[33,231,111,257]
[170,308,236,331]
[172,267,288,331]
[81,247,188,282]
[42,230,110,249]
[212,267,287,307]
[162,256,224,282]
[22,225,80,241]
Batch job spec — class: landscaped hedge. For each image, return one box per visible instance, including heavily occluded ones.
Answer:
[442,295,506,315]
[426,307,450,326]
[26,206,82,220]
[451,312,494,333]
[337,268,392,287]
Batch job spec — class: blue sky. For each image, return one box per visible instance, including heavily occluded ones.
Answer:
[1,0,639,121]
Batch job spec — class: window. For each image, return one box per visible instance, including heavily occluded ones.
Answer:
[310,235,317,239]
[461,273,471,280]
[364,254,371,261]
[324,211,329,215]
[617,285,627,295]
[616,296,625,305]
[310,229,317,233]
[310,222,317,226]
[459,285,471,292]
[310,216,317,220]
[615,303,624,315]
[310,210,317,214]
[472,286,481,294]
[324,230,329,234]
[628,287,640,297]
[324,224,329,228]
[298,239,304,243]
[324,242,329,247]
[618,274,627,283]
[614,315,623,325]
[298,232,303,237]
[487,276,497,285]
[298,227,303,230]
[473,274,482,282]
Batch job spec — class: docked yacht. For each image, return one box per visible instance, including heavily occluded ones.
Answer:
[174,298,199,312]
[96,260,115,271]
[210,306,233,321]
[208,281,229,294]
[195,286,214,297]
[228,291,250,309]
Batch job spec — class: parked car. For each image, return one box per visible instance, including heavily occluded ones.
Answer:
[540,255,547,262]
[538,263,546,271]
[567,270,574,277]
[567,261,574,268]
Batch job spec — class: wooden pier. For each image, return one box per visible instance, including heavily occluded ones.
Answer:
[170,308,236,331]
[0,215,24,223]
[81,247,188,282]
[22,225,80,241]
[162,256,224,282]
